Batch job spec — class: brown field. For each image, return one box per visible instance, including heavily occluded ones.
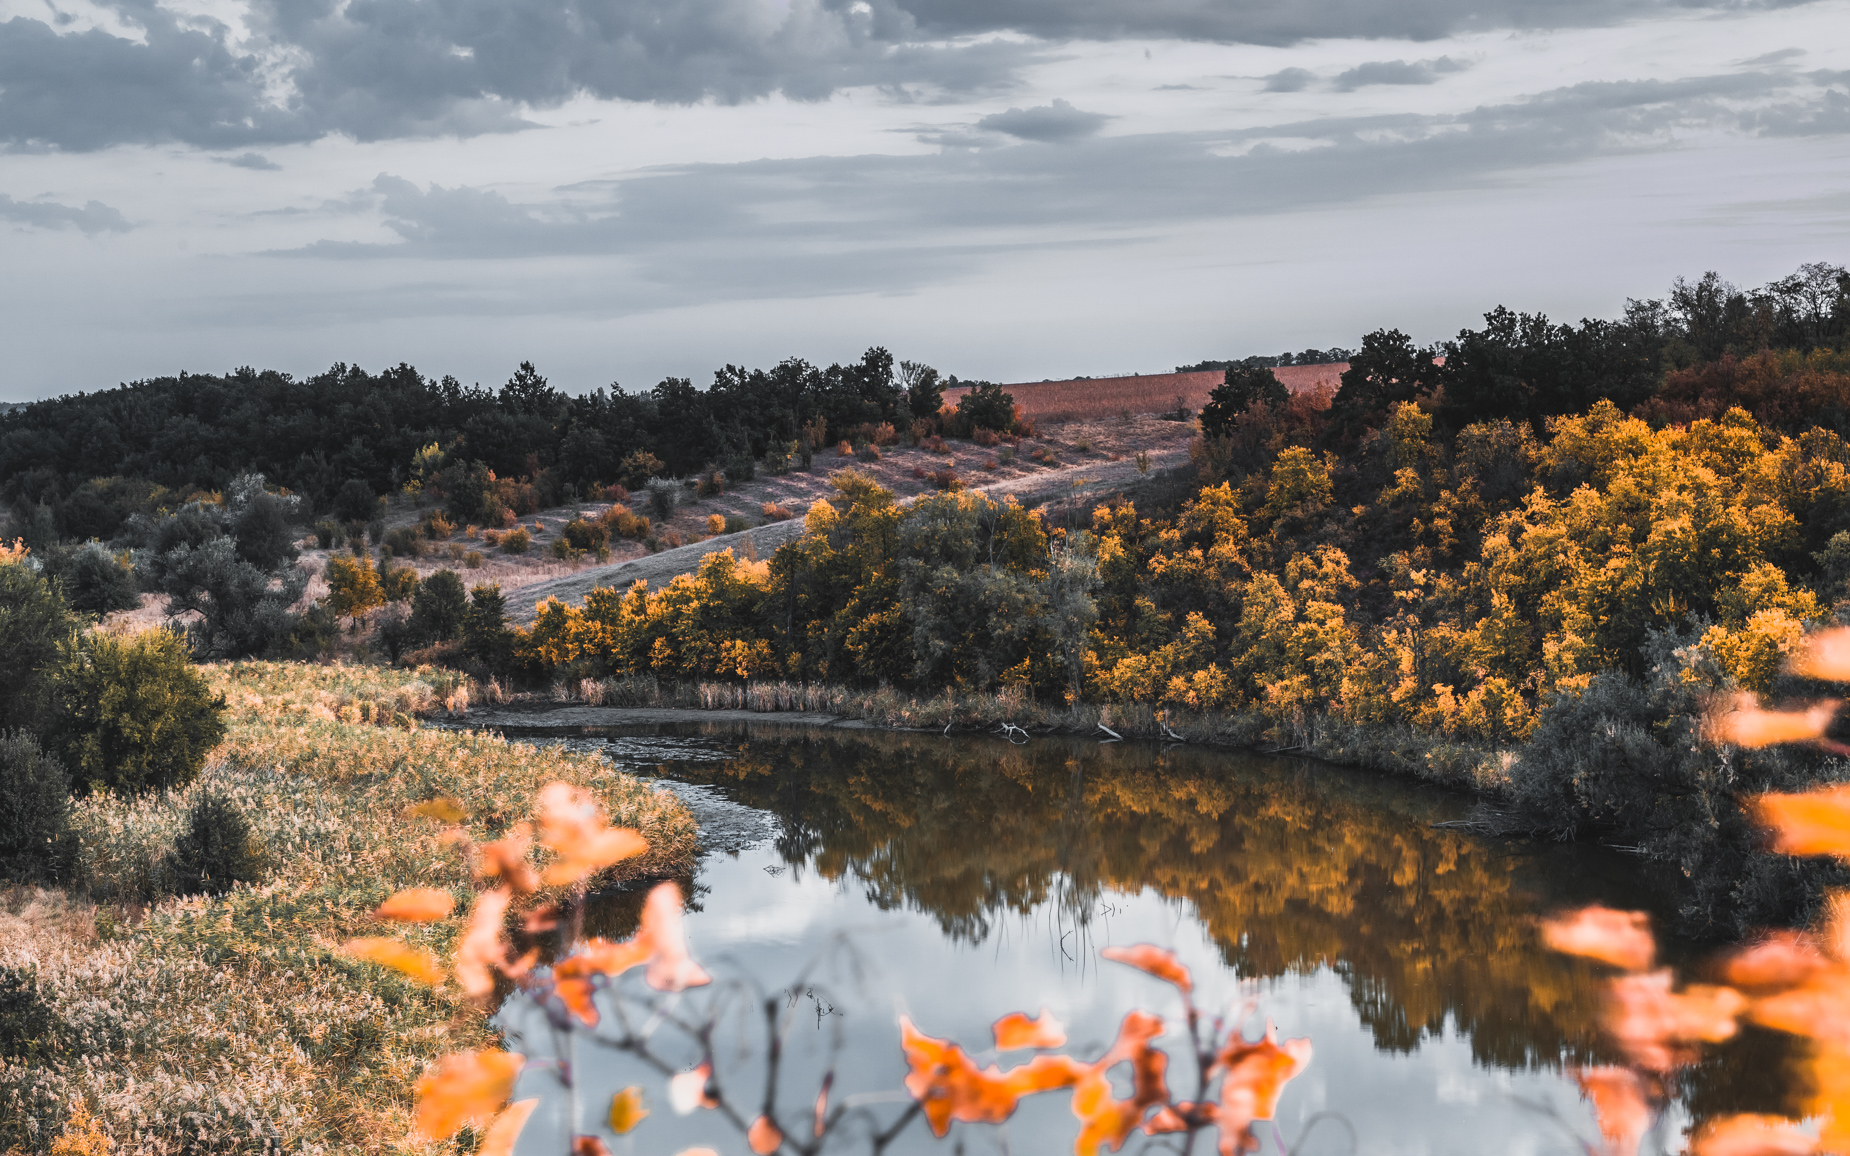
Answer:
[941,363,1347,422]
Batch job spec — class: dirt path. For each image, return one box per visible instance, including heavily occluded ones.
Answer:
[504,444,1193,620]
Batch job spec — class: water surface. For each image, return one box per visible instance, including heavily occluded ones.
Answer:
[495,724,1803,1156]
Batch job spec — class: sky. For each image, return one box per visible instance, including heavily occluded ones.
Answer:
[1,0,1848,401]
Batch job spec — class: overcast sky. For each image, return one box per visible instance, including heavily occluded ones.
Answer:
[2,0,1847,400]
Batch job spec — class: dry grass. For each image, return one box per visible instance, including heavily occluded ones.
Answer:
[4,661,695,1156]
[942,364,1348,422]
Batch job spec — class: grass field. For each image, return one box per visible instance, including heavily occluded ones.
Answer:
[941,364,1347,422]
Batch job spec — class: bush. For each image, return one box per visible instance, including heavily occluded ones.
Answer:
[421,511,455,540]
[464,584,513,673]
[325,554,386,619]
[409,569,469,642]
[762,503,794,521]
[165,792,262,896]
[973,427,1001,447]
[562,518,609,554]
[365,518,385,547]
[313,520,341,549]
[706,514,726,535]
[0,965,61,1065]
[696,472,726,498]
[46,630,227,796]
[619,450,665,489]
[608,509,650,540]
[384,526,425,558]
[857,444,882,462]
[0,731,73,883]
[381,563,419,602]
[232,491,299,570]
[0,557,79,730]
[59,541,139,615]
[724,515,751,534]
[333,478,377,523]
[501,527,531,554]
[465,550,484,569]
[956,381,1017,433]
[648,483,678,522]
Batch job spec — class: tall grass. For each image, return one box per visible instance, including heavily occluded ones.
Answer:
[3,661,696,1156]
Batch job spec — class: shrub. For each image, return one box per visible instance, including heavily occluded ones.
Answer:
[0,731,73,883]
[384,526,425,558]
[447,542,466,560]
[706,514,726,535]
[910,417,935,442]
[1074,436,1093,452]
[0,964,61,1065]
[165,792,262,895]
[365,518,385,546]
[648,483,678,522]
[332,478,377,523]
[313,520,341,549]
[277,602,340,659]
[232,491,299,570]
[998,447,1015,464]
[501,527,531,554]
[724,515,751,534]
[932,469,960,491]
[696,472,726,498]
[562,518,609,554]
[973,427,1001,447]
[421,511,455,540]
[925,435,949,454]
[325,554,386,619]
[60,541,139,615]
[46,630,227,796]
[142,532,308,658]
[619,450,666,489]
[0,556,79,729]
[464,584,513,672]
[911,466,928,479]
[762,503,794,521]
[983,458,998,471]
[608,509,651,540]
[483,528,503,546]
[465,550,484,569]
[857,444,882,462]
[408,569,469,642]
[381,563,419,602]
[956,381,1017,433]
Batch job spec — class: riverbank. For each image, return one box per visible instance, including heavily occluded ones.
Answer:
[1,662,697,1156]
[472,675,1512,796]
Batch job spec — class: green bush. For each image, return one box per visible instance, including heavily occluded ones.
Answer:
[0,731,74,883]
[333,478,377,523]
[313,519,341,549]
[562,517,609,553]
[381,563,419,602]
[165,792,263,895]
[500,527,530,554]
[383,526,425,558]
[59,541,140,615]
[47,630,227,796]
[0,559,78,730]
[409,569,468,642]
[0,965,61,1065]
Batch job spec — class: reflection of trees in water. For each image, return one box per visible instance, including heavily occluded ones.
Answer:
[659,728,1620,1073]
[641,725,1804,1113]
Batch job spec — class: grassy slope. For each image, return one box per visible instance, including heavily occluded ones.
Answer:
[2,662,696,1156]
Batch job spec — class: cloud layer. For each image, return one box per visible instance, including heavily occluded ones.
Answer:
[0,193,130,233]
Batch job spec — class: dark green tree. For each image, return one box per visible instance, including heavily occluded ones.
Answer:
[0,731,74,883]
[409,569,469,642]
[1199,365,1289,438]
[0,559,78,730]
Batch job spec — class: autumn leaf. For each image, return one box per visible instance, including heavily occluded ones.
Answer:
[1100,944,1193,993]
[608,1087,648,1135]
[1749,972,1850,1047]
[1574,1067,1652,1156]
[639,880,710,992]
[899,1017,1085,1137]
[1211,1020,1311,1154]
[994,1009,1067,1051]
[476,826,541,894]
[1072,1012,1170,1156]
[1716,698,1837,749]
[1792,628,1850,683]
[1756,787,1850,861]
[340,937,444,986]
[1605,971,1746,1072]
[413,1049,525,1139]
[455,887,514,1002]
[748,1115,783,1155]
[1720,932,1831,992]
[536,781,649,886]
[1540,906,1656,972]
[407,796,468,823]
[669,1063,718,1115]
[374,887,455,922]
[1691,1114,1818,1156]
[479,1099,538,1156]
[572,1137,611,1156]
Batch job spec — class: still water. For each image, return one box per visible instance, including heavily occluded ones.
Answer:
[494,723,1804,1156]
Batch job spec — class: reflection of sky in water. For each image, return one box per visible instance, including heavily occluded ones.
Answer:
[497,726,1737,1156]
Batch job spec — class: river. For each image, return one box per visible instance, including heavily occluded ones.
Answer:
[490,722,1805,1156]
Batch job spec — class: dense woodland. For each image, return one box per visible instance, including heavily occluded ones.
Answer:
[6,259,1850,927]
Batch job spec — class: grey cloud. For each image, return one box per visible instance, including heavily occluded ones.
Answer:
[1750,86,1850,135]
[264,68,1846,318]
[1262,68,1314,93]
[1334,57,1466,91]
[0,193,131,233]
[222,152,282,170]
[976,99,1108,141]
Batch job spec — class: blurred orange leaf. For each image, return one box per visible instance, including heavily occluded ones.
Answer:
[1215,1021,1312,1123]
[748,1115,783,1155]
[1793,628,1850,682]
[476,826,541,894]
[1574,1067,1651,1156]
[814,1071,833,1138]
[639,881,711,992]
[536,781,649,886]
[1721,933,1831,992]
[455,887,513,1002]
[1606,971,1746,1072]
[407,796,468,823]
[572,1137,611,1156]
[1100,945,1193,993]
[340,937,444,986]
[374,887,455,922]
[608,1087,648,1135]
[994,1009,1067,1051]
[413,1049,524,1140]
[669,1063,717,1115]
[1540,906,1656,972]
[1750,972,1850,1046]
[1756,787,1850,861]
[478,1099,538,1156]
[1072,1012,1170,1156]
[899,1017,1086,1137]
[1692,1114,1818,1156]
[1717,698,1837,749]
